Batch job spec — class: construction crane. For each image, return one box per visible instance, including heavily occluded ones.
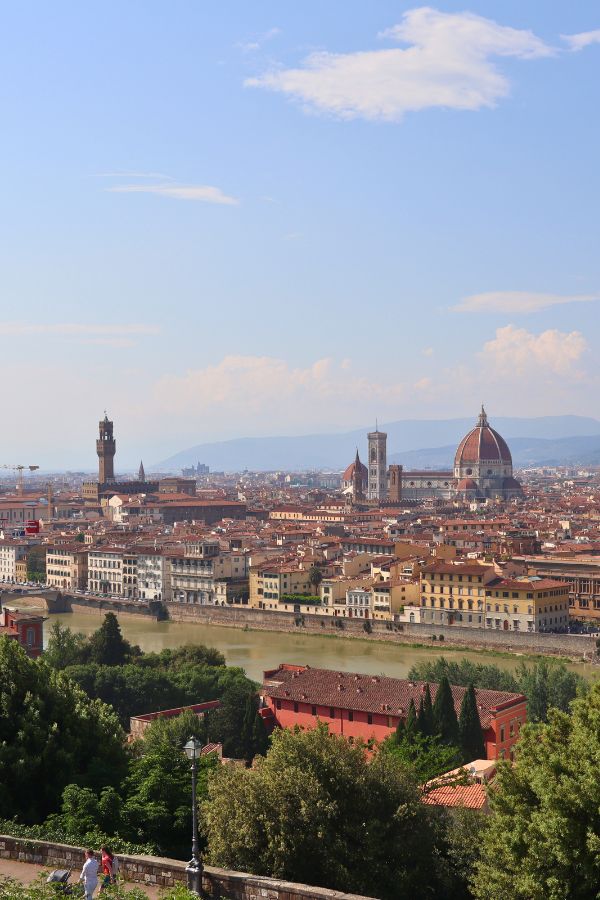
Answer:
[0,464,40,496]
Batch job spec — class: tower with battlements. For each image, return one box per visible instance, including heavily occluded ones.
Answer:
[97,414,116,484]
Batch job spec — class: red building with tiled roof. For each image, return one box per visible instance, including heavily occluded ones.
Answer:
[262,664,526,761]
[0,604,45,658]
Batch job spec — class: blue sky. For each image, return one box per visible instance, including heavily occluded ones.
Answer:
[1,1,599,467]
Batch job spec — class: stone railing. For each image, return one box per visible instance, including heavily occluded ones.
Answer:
[0,835,374,900]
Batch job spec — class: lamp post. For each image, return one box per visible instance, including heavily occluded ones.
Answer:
[184,737,203,896]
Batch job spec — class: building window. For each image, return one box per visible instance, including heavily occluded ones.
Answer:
[367,713,373,725]
[500,725,505,742]
[348,710,354,722]
[293,702,299,713]
[330,707,335,718]
[311,705,317,716]
[276,700,281,710]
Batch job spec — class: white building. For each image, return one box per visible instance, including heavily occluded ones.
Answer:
[367,429,387,501]
[346,587,373,619]
[136,551,164,600]
[0,540,28,582]
[88,548,124,596]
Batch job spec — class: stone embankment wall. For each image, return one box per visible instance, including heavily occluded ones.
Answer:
[166,601,597,658]
[0,835,373,900]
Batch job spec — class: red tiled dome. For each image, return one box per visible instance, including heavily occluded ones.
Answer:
[455,407,512,467]
[343,459,368,482]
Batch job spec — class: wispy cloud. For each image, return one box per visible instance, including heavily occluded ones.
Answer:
[246,7,552,121]
[0,323,159,337]
[452,291,600,314]
[106,184,239,205]
[237,27,281,53]
[562,29,600,51]
[93,172,175,180]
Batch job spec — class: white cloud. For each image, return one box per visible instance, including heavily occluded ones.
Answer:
[562,29,600,51]
[481,325,587,377]
[237,27,281,52]
[0,322,159,337]
[153,355,407,428]
[106,184,239,205]
[453,291,600,314]
[246,7,552,121]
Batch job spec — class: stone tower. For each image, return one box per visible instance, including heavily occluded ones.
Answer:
[388,464,402,503]
[97,414,116,484]
[351,449,364,501]
[367,426,387,501]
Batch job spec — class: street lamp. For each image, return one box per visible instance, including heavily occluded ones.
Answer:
[184,737,203,896]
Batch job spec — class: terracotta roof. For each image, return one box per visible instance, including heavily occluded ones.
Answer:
[455,420,512,467]
[422,782,488,810]
[263,665,525,728]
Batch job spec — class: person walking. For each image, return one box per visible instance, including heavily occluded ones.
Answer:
[79,850,99,900]
[99,846,114,891]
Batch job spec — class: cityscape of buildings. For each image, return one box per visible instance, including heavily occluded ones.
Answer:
[1,408,600,638]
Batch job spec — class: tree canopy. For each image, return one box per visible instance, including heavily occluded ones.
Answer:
[202,723,442,899]
[408,656,586,723]
[0,636,127,823]
[472,681,600,899]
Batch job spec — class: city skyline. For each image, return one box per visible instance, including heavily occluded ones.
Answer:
[1,1,599,466]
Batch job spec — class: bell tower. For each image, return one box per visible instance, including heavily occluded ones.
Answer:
[97,414,116,484]
[367,425,387,501]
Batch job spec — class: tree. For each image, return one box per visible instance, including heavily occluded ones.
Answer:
[74,532,85,543]
[404,698,419,742]
[0,637,127,823]
[202,724,442,899]
[472,683,600,899]
[433,676,460,746]
[384,732,462,783]
[87,612,137,666]
[124,710,217,858]
[458,684,485,761]
[43,622,87,669]
[207,684,260,759]
[409,656,586,723]
[26,546,46,583]
[251,712,269,758]
[418,684,435,737]
[307,565,323,595]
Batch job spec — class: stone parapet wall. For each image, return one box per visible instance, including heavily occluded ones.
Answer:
[0,836,373,900]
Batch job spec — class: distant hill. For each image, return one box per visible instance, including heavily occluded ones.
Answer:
[155,415,600,472]
[390,435,600,470]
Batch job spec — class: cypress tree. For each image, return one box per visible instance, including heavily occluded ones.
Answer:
[418,684,435,737]
[394,717,405,744]
[404,699,418,743]
[458,683,485,761]
[433,676,460,746]
[251,712,269,758]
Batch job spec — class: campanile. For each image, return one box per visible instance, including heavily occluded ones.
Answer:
[97,414,116,484]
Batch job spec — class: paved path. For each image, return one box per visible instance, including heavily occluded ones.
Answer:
[0,858,161,898]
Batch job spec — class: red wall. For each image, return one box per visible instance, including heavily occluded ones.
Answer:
[266,695,527,760]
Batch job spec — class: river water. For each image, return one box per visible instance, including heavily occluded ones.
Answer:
[42,610,596,684]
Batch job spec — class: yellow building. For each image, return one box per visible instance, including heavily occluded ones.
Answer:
[249,563,313,609]
[420,562,569,632]
[46,545,89,591]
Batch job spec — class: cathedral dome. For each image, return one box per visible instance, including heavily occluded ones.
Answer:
[454,407,512,469]
[342,458,368,483]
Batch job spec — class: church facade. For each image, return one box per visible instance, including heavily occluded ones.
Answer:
[342,408,523,504]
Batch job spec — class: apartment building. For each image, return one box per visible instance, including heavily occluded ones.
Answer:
[420,562,569,632]
[88,547,124,596]
[167,541,249,604]
[249,562,315,610]
[46,545,88,591]
[136,550,164,601]
[0,540,29,582]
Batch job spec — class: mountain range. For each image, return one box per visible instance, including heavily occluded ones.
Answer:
[155,415,600,473]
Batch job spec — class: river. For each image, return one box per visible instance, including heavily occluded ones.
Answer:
[42,610,596,684]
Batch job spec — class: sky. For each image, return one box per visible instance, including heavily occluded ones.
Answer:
[1,1,599,468]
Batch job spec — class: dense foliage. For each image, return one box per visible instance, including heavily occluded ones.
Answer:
[408,656,586,722]
[202,723,477,899]
[44,617,267,760]
[472,681,600,899]
[0,636,127,823]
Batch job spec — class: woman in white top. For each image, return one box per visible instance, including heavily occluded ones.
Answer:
[79,849,99,900]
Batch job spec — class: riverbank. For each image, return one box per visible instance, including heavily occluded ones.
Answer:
[166,602,598,663]
[45,610,600,684]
